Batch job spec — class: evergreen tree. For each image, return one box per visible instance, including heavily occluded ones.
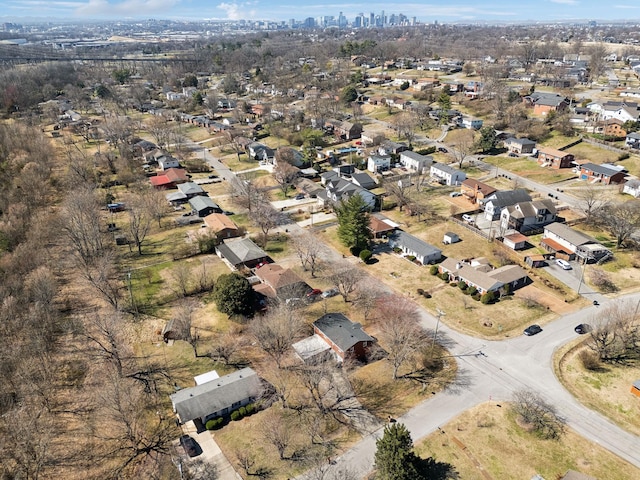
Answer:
[335,194,372,251]
[341,85,359,105]
[476,126,497,153]
[213,273,255,317]
[374,423,421,480]
[436,91,452,125]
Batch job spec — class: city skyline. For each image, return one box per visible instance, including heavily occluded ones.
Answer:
[2,0,640,24]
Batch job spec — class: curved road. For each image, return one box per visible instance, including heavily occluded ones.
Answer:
[298,292,640,478]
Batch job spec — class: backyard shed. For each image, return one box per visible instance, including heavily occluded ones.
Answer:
[443,232,460,245]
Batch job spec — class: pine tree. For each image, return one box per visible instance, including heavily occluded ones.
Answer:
[335,194,372,252]
[374,423,421,480]
[213,273,255,317]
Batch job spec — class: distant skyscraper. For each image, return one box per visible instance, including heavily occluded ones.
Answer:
[338,11,347,28]
[370,12,375,27]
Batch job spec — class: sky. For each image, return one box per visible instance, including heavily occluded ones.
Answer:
[2,0,640,23]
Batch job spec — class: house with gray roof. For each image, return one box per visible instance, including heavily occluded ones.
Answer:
[622,178,640,197]
[578,162,626,185]
[482,189,532,220]
[542,222,611,262]
[625,132,640,149]
[430,162,466,186]
[169,367,263,425]
[323,177,377,209]
[351,172,378,189]
[500,199,557,233]
[189,196,222,217]
[439,257,529,295]
[388,231,442,265]
[399,150,434,173]
[504,137,536,154]
[312,313,374,361]
[216,237,271,270]
[177,181,206,198]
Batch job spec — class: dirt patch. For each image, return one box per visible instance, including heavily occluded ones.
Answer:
[514,284,578,315]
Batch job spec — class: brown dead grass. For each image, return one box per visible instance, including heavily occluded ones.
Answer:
[415,402,640,480]
[556,342,640,437]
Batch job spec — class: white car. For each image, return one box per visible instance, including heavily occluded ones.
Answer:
[555,258,572,270]
[462,214,474,224]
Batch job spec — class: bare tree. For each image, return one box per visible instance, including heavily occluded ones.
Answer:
[385,176,412,212]
[210,332,243,366]
[127,189,155,255]
[259,409,293,460]
[292,233,323,277]
[273,160,299,197]
[83,310,131,377]
[588,300,640,362]
[575,185,609,224]
[326,264,365,302]
[250,304,303,368]
[81,252,124,310]
[450,130,475,169]
[61,186,107,265]
[173,299,200,357]
[145,187,171,229]
[511,389,565,439]
[390,111,419,145]
[595,200,640,247]
[250,202,282,248]
[375,295,427,380]
[227,176,267,213]
[145,115,175,149]
[586,43,610,85]
[294,358,338,414]
[169,261,193,298]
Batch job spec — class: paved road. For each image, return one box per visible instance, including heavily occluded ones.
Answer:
[297,292,640,479]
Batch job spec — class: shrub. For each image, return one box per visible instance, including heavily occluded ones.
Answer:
[230,410,242,421]
[393,247,402,254]
[350,245,362,257]
[457,280,467,290]
[406,255,416,262]
[359,249,373,263]
[481,291,495,304]
[423,292,431,299]
[619,152,630,161]
[206,418,224,430]
[417,288,425,295]
[439,272,449,281]
[238,406,247,417]
[472,293,481,301]
[429,265,439,275]
[467,286,477,296]
[502,284,511,296]
[245,403,256,415]
[579,350,601,370]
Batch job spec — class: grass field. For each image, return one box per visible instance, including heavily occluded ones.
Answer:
[415,402,640,480]
[483,155,577,184]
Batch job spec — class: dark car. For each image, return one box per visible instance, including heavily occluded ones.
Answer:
[295,193,305,200]
[523,324,542,336]
[575,324,592,335]
[179,435,200,457]
[306,288,322,297]
[438,147,448,153]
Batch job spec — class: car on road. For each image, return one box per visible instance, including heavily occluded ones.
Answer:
[179,435,201,457]
[555,258,572,270]
[462,214,474,224]
[574,323,592,335]
[208,174,218,179]
[438,147,448,153]
[321,287,339,298]
[295,193,305,200]
[449,192,462,197]
[524,324,543,336]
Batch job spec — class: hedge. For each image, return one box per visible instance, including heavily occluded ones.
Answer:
[206,418,225,430]
[429,265,439,275]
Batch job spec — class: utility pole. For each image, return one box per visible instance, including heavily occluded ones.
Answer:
[431,308,445,356]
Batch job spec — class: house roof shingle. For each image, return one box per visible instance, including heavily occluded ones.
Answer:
[313,313,374,353]
[544,222,596,247]
[217,237,268,266]
[203,213,238,232]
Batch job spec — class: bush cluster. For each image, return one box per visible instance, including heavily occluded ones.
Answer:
[205,418,225,430]
[359,249,372,263]
[429,265,439,275]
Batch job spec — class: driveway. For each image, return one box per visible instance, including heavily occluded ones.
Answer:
[543,260,608,304]
[180,421,239,480]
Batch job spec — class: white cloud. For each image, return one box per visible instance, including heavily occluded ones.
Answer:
[549,0,578,5]
[218,2,256,20]
[74,0,180,17]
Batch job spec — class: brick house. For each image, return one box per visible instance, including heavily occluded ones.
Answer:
[312,313,374,361]
[578,163,626,185]
[461,179,497,205]
[537,147,575,169]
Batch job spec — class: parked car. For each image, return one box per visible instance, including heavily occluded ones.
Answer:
[524,324,542,336]
[462,214,474,224]
[438,147,448,153]
[179,435,200,457]
[321,287,339,298]
[555,258,572,270]
[449,192,462,197]
[508,152,518,158]
[295,193,305,200]
[574,323,592,335]
[306,288,322,298]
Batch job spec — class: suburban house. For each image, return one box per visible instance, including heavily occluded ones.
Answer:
[541,222,612,263]
[203,213,241,239]
[253,263,310,299]
[430,162,466,186]
[524,92,569,116]
[369,214,398,238]
[596,118,627,138]
[578,163,626,185]
[324,119,363,140]
[189,196,222,217]
[367,154,391,173]
[481,189,532,220]
[504,137,536,155]
[169,367,263,426]
[351,172,378,189]
[381,140,409,155]
[537,147,575,169]
[459,117,483,130]
[439,257,530,295]
[625,132,640,149]
[157,154,180,170]
[321,176,377,209]
[622,178,640,197]
[150,168,188,189]
[166,182,206,204]
[312,313,374,361]
[500,199,557,233]
[590,100,640,123]
[247,142,274,161]
[361,129,386,146]
[216,237,271,270]
[461,179,497,205]
[399,150,433,173]
[388,230,442,265]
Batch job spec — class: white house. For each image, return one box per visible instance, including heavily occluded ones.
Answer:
[399,151,433,173]
[367,154,391,173]
[430,162,466,186]
[157,155,180,170]
[460,117,484,130]
[481,189,532,220]
[622,178,640,197]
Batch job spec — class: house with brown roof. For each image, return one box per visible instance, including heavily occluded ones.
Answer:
[150,168,189,189]
[369,215,397,238]
[203,213,241,239]
[253,264,310,299]
[537,147,575,169]
[461,179,497,205]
